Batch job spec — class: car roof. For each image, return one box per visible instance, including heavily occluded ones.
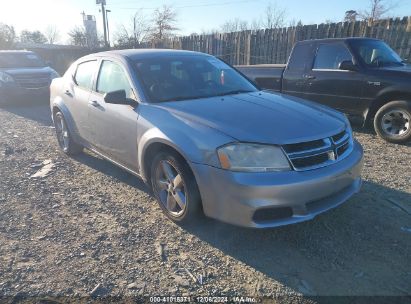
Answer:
[82,48,211,61]
[296,37,380,45]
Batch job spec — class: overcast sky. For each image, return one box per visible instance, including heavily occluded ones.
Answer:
[1,0,410,44]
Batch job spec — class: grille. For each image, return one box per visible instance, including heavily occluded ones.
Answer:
[283,129,352,171]
[13,74,50,89]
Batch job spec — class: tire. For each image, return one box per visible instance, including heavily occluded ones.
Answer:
[374,100,411,144]
[53,111,83,155]
[150,151,202,225]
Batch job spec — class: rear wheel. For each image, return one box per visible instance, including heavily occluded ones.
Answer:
[150,151,202,225]
[374,100,411,144]
[53,111,83,155]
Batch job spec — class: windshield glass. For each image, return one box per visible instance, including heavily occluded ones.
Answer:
[0,53,46,68]
[134,55,257,102]
[350,40,404,67]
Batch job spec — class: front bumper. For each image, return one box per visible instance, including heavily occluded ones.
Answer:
[192,140,364,228]
[0,83,49,104]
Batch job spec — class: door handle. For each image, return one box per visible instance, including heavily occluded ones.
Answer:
[88,100,100,107]
[64,90,73,97]
[303,74,316,80]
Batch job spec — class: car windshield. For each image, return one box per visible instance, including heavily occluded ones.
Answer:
[350,40,404,67]
[0,53,46,68]
[134,55,257,102]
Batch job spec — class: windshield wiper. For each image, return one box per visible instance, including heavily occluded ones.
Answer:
[217,90,254,97]
[159,95,210,102]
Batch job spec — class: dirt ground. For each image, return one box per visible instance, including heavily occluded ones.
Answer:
[0,103,410,303]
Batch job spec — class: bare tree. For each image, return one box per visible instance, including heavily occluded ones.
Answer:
[68,26,87,47]
[44,25,60,44]
[132,10,149,45]
[289,19,303,27]
[149,5,178,42]
[344,10,358,22]
[113,24,133,48]
[0,23,16,49]
[114,10,150,48]
[20,30,47,44]
[220,18,249,33]
[262,2,286,29]
[358,0,398,25]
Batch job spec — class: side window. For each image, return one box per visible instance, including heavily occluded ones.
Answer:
[74,60,97,90]
[287,43,315,72]
[97,60,134,98]
[314,44,353,70]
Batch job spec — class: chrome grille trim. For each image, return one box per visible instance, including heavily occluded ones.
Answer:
[13,74,50,89]
[282,129,353,171]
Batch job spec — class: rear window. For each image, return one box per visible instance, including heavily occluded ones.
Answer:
[74,60,97,90]
[0,53,46,68]
[287,43,315,71]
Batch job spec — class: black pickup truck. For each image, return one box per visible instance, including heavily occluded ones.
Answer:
[237,38,411,143]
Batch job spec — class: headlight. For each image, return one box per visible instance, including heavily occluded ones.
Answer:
[0,72,14,83]
[50,70,60,79]
[217,143,291,172]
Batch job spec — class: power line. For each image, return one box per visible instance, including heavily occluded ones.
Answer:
[109,0,260,10]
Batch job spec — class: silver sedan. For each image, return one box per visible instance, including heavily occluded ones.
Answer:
[50,49,363,228]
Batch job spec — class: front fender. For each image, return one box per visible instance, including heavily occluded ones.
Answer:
[137,106,235,181]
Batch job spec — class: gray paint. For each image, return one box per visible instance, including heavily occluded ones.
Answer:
[50,49,364,228]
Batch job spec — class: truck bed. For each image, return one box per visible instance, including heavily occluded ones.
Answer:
[236,64,286,92]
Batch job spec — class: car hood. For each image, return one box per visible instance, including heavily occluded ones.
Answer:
[0,66,54,77]
[156,91,347,145]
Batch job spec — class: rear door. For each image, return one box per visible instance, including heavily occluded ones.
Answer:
[64,60,98,141]
[87,59,140,172]
[304,42,365,114]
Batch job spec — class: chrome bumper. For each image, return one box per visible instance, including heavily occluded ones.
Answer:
[192,140,364,228]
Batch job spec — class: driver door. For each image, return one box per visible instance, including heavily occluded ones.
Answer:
[305,42,366,115]
[87,59,140,172]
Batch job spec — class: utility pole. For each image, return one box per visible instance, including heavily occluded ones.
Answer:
[106,9,111,47]
[97,0,108,47]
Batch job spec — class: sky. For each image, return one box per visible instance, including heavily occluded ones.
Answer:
[0,0,410,44]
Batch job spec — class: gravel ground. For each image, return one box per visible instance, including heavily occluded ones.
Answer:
[0,104,410,303]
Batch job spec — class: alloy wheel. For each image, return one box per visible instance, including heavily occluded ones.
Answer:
[55,113,69,151]
[154,160,187,217]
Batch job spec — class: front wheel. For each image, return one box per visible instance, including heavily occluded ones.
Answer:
[374,100,411,144]
[53,111,83,155]
[150,151,202,225]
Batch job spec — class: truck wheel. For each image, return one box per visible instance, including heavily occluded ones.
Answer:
[150,151,202,225]
[374,100,411,144]
[53,111,83,155]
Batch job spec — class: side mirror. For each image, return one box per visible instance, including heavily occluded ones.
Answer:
[104,90,134,105]
[339,60,358,71]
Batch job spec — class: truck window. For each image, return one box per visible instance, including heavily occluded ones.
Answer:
[287,43,314,71]
[349,39,403,67]
[313,44,353,70]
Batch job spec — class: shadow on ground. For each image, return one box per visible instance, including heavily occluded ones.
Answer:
[0,102,52,126]
[73,143,411,297]
[2,104,410,298]
[183,181,411,296]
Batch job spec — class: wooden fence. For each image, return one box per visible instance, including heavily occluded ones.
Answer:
[145,16,411,65]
